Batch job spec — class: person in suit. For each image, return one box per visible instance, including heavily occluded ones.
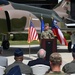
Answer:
[5,48,33,75]
[40,23,55,39]
[0,48,8,67]
[28,48,50,67]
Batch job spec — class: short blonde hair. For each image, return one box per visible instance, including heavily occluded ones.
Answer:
[50,52,62,65]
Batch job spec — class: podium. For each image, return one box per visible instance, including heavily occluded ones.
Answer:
[40,38,57,61]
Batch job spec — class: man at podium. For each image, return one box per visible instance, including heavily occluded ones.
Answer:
[40,23,57,61]
[40,23,55,39]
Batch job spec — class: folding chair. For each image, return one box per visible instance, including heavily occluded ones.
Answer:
[31,64,50,75]
[0,66,5,75]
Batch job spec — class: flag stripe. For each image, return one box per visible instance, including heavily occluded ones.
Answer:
[52,19,68,46]
[58,29,65,45]
[28,21,39,43]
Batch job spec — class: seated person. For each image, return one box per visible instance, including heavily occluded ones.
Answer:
[28,48,50,67]
[62,44,75,74]
[45,52,69,75]
[5,48,33,75]
[0,48,8,67]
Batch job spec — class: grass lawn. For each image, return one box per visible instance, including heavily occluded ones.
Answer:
[0,40,70,45]
[10,40,40,45]
[0,40,40,45]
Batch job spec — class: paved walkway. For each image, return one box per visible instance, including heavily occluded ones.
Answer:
[1,45,72,71]
[10,45,68,49]
[7,53,72,71]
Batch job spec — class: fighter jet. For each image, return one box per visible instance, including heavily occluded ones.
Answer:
[0,0,63,33]
[53,0,75,51]
[9,0,75,52]
[0,0,63,49]
[0,0,74,51]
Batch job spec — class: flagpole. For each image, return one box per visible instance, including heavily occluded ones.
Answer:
[28,14,31,57]
[29,43,30,57]
[28,14,39,57]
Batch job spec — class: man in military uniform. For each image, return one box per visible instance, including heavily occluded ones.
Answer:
[62,44,75,74]
[45,53,69,75]
[40,23,57,61]
[5,48,33,75]
[40,23,55,39]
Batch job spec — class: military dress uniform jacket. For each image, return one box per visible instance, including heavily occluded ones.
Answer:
[45,71,69,75]
[5,61,33,75]
[62,60,75,74]
[40,29,55,39]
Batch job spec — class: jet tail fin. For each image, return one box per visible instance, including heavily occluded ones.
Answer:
[53,0,70,18]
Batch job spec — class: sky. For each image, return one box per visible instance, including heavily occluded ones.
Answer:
[58,0,62,3]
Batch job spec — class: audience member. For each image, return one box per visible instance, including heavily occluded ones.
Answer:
[62,44,75,74]
[5,48,33,75]
[28,48,50,67]
[0,48,8,67]
[45,52,68,75]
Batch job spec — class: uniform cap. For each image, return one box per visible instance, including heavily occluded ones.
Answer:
[45,23,49,27]
[14,48,23,57]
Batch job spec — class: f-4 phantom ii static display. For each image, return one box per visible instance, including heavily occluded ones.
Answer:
[0,0,62,50]
[0,0,75,51]
[53,0,75,51]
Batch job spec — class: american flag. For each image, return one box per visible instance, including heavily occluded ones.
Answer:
[28,20,39,43]
[52,19,68,46]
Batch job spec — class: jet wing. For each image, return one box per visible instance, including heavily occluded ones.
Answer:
[60,28,75,32]
[10,2,63,22]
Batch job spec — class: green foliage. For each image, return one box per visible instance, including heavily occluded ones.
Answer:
[10,33,41,41]
[0,19,8,33]
[63,32,70,40]
[10,33,28,41]
[0,33,71,41]
[10,17,26,31]
[43,18,52,26]
[0,33,70,45]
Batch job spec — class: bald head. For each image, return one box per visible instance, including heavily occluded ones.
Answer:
[37,49,46,58]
